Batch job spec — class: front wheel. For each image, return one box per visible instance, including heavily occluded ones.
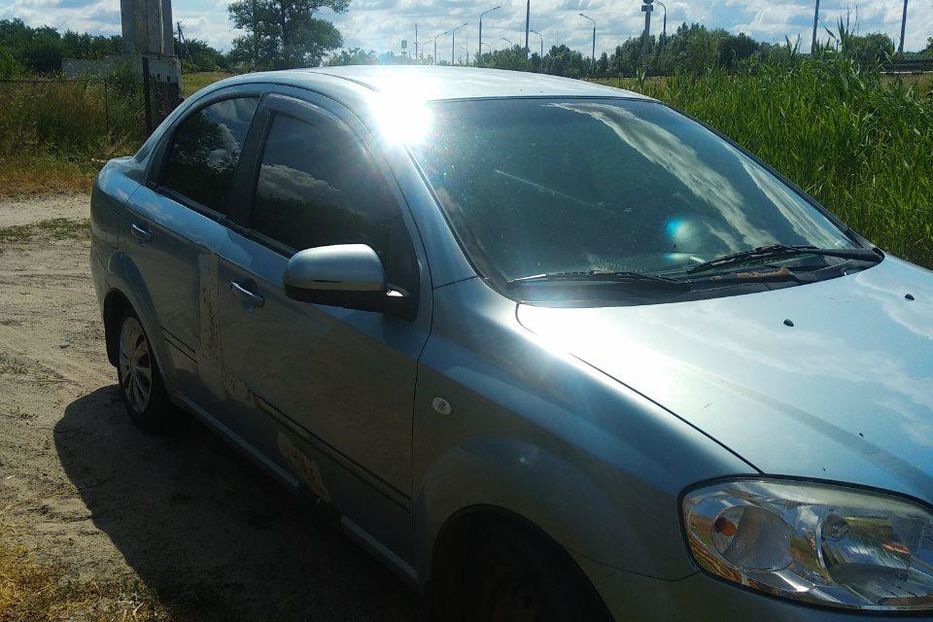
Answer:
[461,524,611,622]
[117,310,176,432]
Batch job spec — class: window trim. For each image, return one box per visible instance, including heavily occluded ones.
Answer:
[147,90,264,223]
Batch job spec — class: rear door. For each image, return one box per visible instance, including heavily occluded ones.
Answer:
[125,93,260,409]
[216,92,431,562]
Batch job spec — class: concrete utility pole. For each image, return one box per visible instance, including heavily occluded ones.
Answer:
[642,0,653,41]
[530,29,543,57]
[579,13,595,72]
[811,0,821,52]
[898,0,909,56]
[452,22,468,65]
[479,5,500,64]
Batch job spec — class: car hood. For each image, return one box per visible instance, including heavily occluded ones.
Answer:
[517,258,933,502]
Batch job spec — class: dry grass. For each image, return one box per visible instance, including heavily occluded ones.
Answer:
[0,154,99,199]
[181,71,232,97]
[0,529,169,622]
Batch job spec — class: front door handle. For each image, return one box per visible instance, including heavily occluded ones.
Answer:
[130,223,153,244]
[230,280,265,309]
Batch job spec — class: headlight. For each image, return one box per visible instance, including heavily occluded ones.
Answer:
[682,478,933,612]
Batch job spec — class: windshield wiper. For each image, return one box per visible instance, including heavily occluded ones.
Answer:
[687,244,881,275]
[506,270,687,288]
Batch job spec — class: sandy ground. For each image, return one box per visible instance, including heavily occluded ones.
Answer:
[0,194,422,621]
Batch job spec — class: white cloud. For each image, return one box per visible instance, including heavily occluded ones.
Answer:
[2,0,930,56]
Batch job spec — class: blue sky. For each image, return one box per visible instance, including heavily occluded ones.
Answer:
[1,0,930,60]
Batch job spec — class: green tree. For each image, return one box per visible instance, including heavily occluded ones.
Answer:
[477,45,531,72]
[175,37,228,71]
[595,51,609,76]
[326,47,376,65]
[840,32,894,67]
[718,32,758,70]
[227,0,347,70]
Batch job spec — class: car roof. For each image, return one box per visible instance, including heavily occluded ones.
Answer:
[223,65,649,102]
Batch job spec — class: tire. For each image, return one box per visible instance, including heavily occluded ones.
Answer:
[116,308,177,432]
[458,523,611,622]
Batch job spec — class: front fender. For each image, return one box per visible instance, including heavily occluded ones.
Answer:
[414,435,634,580]
[413,278,756,586]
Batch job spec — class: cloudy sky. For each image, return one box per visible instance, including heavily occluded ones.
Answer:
[2,0,930,60]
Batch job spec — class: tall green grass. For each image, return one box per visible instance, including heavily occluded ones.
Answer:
[606,57,933,267]
[0,69,144,195]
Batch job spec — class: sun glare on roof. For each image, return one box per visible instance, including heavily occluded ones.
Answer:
[370,77,433,146]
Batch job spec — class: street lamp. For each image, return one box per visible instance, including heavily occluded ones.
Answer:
[451,22,468,65]
[530,29,543,57]
[898,0,909,56]
[479,5,501,64]
[524,0,531,54]
[811,0,821,52]
[579,13,596,73]
[432,31,448,65]
[501,37,514,49]
[655,0,667,40]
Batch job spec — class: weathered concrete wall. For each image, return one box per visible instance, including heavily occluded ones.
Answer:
[61,56,180,82]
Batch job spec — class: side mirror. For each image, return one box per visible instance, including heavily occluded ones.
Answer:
[284,244,392,313]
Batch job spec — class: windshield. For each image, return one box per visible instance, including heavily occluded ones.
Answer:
[409,98,856,285]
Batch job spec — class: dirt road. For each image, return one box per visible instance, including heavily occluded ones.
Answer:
[0,194,421,621]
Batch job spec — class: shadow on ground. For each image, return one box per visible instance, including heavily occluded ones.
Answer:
[55,386,423,622]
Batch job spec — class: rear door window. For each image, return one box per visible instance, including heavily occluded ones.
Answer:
[161,97,259,214]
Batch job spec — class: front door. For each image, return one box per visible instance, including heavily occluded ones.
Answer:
[216,93,430,562]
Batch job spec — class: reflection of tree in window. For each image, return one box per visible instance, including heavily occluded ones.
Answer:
[162,97,258,214]
[251,114,392,261]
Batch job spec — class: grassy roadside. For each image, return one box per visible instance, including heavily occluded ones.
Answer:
[0,530,168,622]
[0,217,90,245]
[181,71,232,97]
[1,66,930,266]
[0,72,228,200]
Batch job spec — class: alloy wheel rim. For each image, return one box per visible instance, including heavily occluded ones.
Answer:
[118,317,152,413]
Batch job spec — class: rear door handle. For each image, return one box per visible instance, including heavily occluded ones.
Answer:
[230,280,265,309]
[130,223,153,244]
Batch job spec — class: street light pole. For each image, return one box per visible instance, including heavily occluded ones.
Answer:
[432,31,448,65]
[479,6,501,65]
[452,22,468,65]
[501,37,514,50]
[898,0,909,56]
[656,0,667,40]
[530,29,543,57]
[524,0,531,54]
[811,0,821,53]
[579,13,596,73]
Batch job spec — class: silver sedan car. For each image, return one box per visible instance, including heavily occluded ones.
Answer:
[90,66,932,620]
